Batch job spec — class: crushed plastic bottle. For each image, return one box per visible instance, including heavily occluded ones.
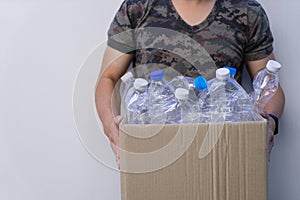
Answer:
[169,75,198,101]
[175,88,199,123]
[148,70,177,124]
[125,78,150,124]
[252,60,282,109]
[222,66,259,121]
[208,68,252,122]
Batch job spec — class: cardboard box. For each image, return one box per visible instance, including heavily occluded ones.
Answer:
[120,121,267,200]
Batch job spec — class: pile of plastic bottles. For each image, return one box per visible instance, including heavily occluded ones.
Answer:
[120,60,281,124]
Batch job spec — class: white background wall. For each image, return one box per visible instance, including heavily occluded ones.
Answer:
[0,0,299,200]
[259,1,300,199]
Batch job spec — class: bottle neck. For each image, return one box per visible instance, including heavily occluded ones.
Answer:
[151,78,164,83]
[266,68,278,75]
[178,98,188,105]
[217,78,228,83]
[196,87,209,92]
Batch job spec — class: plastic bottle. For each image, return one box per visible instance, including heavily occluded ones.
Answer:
[181,76,198,101]
[148,70,177,124]
[125,78,149,124]
[252,60,282,109]
[222,66,258,121]
[169,75,198,101]
[208,68,251,122]
[183,76,195,89]
[193,76,209,106]
[193,76,211,122]
[175,88,199,123]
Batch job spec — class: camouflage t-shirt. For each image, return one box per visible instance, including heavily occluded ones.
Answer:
[107,0,273,82]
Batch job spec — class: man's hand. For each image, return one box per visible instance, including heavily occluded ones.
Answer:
[260,111,275,161]
[107,115,123,169]
[267,114,276,160]
[246,54,285,161]
[95,47,133,169]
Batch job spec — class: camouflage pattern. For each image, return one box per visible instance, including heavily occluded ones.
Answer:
[107,0,273,82]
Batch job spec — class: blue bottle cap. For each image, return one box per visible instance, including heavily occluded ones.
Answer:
[150,70,164,80]
[223,66,236,76]
[194,76,208,90]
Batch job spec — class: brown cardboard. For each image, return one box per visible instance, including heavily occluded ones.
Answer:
[120,121,267,200]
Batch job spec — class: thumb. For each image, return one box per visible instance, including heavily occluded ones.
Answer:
[114,115,124,125]
[259,109,268,119]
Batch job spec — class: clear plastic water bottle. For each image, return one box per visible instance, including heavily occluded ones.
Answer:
[148,70,177,124]
[222,66,257,121]
[125,78,150,124]
[181,76,198,101]
[169,75,198,101]
[183,76,195,89]
[175,88,199,123]
[120,71,135,99]
[193,76,212,122]
[193,76,209,106]
[252,60,282,109]
[208,68,251,122]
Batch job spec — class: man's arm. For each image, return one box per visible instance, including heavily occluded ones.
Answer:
[246,53,285,158]
[95,46,133,147]
[245,53,285,118]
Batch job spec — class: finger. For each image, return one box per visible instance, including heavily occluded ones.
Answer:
[110,142,120,170]
[117,158,120,170]
[110,141,119,153]
[112,128,120,147]
[109,134,119,149]
[109,132,119,145]
[114,115,124,125]
[268,130,275,161]
[110,142,117,155]
[270,136,275,148]
[116,148,120,170]
[268,142,273,161]
[112,132,120,170]
[110,142,120,158]
[108,132,118,145]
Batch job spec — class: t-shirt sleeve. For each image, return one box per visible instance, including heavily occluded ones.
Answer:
[244,4,274,61]
[107,0,137,54]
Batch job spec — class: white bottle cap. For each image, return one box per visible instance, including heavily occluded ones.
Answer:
[216,68,230,81]
[175,88,189,100]
[121,71,133,83]
[266,60,281,73]
[134,78,148,91]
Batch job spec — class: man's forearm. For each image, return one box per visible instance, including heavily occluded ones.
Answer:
[95,77,116,135]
